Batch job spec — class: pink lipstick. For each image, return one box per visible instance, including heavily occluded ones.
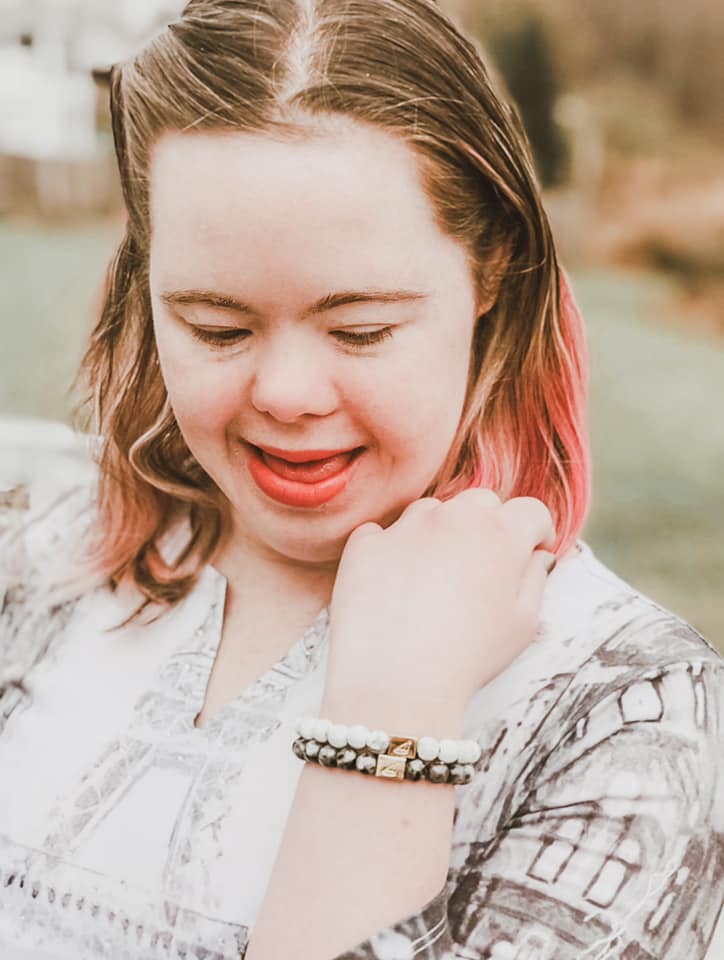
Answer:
[245,443,365,507]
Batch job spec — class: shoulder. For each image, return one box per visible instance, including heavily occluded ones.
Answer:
[542,539,719,684]
[552,540,722,684]
[0,420,100,614]
[464,540,722,748]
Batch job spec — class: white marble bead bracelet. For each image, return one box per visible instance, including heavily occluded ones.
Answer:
[294,715,482,765]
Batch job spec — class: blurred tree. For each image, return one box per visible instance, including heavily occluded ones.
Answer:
[474,11,568,186]
[447,0,724,143]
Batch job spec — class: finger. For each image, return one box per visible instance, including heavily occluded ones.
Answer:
[499,496,556,552]
[346,521,383,545]
[387,497,441,533]
[516,548,555,637]
[400,496,442,518]
[444,487,502,509]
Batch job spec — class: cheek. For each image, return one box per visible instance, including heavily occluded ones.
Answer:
[358,349,467,460]
[155,332,242,437]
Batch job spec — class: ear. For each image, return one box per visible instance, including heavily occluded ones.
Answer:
[475,243,512,316]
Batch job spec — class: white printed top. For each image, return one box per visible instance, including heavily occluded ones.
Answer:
[0,485,722,960]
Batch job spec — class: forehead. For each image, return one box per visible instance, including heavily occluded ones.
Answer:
[147,123,450,293]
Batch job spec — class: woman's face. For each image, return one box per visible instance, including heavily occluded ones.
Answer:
[149,119,481,567]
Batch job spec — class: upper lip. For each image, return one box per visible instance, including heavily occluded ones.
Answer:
[250,442,364,463]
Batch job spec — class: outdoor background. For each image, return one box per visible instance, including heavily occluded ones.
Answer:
[0,0,722,653]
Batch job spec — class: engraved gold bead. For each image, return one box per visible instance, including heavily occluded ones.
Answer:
[387,736,417,759]
[375,754,407,781]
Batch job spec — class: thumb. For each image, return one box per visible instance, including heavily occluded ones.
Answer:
[517,549,556,637]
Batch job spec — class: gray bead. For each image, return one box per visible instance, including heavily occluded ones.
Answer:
[304,739,321,761]
[404,758,426,781]
[318,745,338,767]
[427,763,450,784]
[355,753,377,775]
[336,747,357,769]
[292,737,307,760]
[449,763,473,785]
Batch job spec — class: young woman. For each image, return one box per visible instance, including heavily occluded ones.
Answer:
[1,1,721,958]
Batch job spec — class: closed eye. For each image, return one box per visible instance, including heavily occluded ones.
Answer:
[332,327,394,348]
[187,326,250,346]
[186,325,395,349]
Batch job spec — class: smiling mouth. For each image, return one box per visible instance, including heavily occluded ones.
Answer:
[251,444,364,464]
[251,445,364,480]
[244,442,366,507]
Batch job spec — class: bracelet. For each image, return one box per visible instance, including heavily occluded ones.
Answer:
[291,715,481,785]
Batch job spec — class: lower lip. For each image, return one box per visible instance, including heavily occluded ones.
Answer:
[245,444,365,508]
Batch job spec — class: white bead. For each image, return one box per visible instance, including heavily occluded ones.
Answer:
[327,723,349,748]
[347,724,370,749]
[310,718,330,742]
[299,717,317,740]
[457,740,481,764]
[417,736,439,762]
[366,729,390,753]
[438,739,459,764]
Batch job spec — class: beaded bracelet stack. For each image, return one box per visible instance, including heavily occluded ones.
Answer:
[292,715,481,785]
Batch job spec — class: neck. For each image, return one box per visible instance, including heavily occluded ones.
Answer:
[211,525,340,615]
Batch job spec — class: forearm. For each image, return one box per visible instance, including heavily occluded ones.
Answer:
[244,677,468,960]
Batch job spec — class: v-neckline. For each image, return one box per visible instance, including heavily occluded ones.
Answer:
[186,565,331,735]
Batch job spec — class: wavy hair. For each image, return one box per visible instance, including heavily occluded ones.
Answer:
[78,0,591,610]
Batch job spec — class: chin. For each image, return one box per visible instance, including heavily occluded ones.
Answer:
[269,527,351,566]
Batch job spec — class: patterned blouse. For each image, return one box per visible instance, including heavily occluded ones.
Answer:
[0,483,722,960]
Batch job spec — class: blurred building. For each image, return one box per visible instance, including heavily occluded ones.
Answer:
[0,0,184,216]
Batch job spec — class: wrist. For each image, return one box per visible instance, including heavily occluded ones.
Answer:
[321,669,470,742]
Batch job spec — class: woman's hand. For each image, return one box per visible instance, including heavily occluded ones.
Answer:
[327,490,556,706]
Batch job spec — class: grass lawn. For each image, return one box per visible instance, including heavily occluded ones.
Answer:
[576,270,724,647]
[1,220,722,648]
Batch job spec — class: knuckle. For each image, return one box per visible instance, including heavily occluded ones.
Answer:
[346,521,381,547]
[503,496,555,528]
[447,487,502,513]
[472,487,502,506]
[399,497,440,524]
[405,497,440,512]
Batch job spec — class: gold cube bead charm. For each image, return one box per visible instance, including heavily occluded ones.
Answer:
[375,754,407,780]
[386,736,417,759]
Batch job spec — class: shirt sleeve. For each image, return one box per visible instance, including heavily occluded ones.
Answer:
[331,657,724,960]
[1,481,95,686]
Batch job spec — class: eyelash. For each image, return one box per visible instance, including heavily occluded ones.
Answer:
[188,326,395,349]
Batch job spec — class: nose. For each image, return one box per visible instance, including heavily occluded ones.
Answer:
[249,330,338,423]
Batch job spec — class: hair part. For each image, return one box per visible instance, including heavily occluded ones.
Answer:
[77,0,591,611]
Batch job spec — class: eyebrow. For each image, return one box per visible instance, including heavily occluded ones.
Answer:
[159,288,430,319]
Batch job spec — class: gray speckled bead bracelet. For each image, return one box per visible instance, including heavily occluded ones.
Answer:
[292,715,481,785]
